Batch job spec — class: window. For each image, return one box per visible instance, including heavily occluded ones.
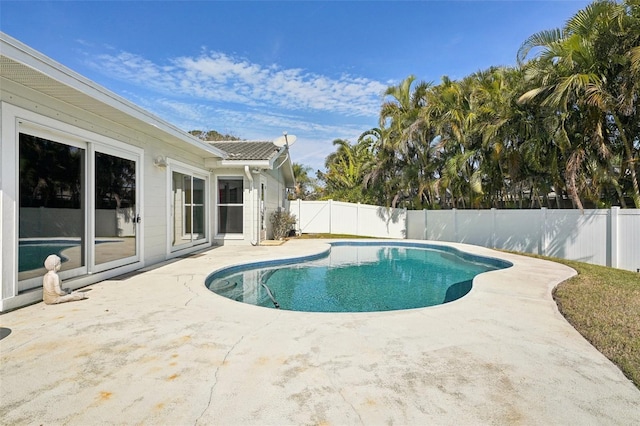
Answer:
[172,171,207,248]
[218,178,243,234]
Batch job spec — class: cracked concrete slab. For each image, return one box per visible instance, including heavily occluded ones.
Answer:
[1,239,638,425]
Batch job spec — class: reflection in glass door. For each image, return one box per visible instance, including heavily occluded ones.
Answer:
[18,129,142,290]
[172,171,206,249]
[18,133,86,282]
[95,151,138,268]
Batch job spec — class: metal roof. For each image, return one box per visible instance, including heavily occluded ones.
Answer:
[0,32,226,159]
[209,141,295,187]
[210,141,281,161]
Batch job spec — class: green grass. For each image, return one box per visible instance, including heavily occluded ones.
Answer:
[552,259,640,389]
[293,233,377,239]
[512,253,640,389]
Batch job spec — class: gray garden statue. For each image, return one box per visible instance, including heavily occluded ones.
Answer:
[42,254,87,304]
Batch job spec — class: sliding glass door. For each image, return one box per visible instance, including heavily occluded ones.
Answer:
[94,149,139,271]
[18,129,141,290]
[18,133,87,282]
[171,169,207,250]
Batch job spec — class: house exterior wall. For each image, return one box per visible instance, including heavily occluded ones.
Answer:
[263,167,289,239]
[0,36,294,311]
[211,165,290,245]
[0,78,217,311]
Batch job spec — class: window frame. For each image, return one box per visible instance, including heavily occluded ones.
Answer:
[216,176,245,238]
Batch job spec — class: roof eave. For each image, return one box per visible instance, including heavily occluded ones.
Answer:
[221,160,273,168]
[0,31,227,159]
[275,148,296,188]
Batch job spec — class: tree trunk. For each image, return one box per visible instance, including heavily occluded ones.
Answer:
[613,114,640,208]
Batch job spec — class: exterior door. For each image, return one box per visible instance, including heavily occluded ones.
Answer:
[18,132,88,287]
[93,147,141,272]
[171,169,207,250]
[17,129,142,291]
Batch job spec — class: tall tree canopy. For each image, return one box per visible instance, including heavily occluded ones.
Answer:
[189,130,242,141]
[291,162,320,200]
[320,0,639,210]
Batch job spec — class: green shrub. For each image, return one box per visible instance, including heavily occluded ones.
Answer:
[270,210,297,240]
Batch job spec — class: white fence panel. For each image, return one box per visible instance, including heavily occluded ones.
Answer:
[616,209,639,272]
[494,209,543,254]
[357,203,406,238]
[424,211,456,241]
[295,200,331,234]
[406,210,426,239]
[292,200,405,238]
[544,210,609,266]
[292,200,639,271]
[330,201,359,235]
[455,210,494,247]
[420,208,638,270]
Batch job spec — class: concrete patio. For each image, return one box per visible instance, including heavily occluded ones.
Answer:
[1,239,639,425]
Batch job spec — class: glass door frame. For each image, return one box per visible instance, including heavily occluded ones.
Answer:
[17,122,89,291]
[91,144,142,274]
[260,178,267,239]
[16,118,144,291]
[168,160,210,253]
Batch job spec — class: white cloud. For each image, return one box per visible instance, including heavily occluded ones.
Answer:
[85,46,382,171]
[86,49,387,117]
[125,95,366,171]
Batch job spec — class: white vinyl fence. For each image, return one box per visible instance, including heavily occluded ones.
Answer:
[290,199,406,239]
[291,200,640,272]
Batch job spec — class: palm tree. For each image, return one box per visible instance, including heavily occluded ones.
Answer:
[291,163,317,200]
[364,76,439,209]
[320,138,375,203]
[420,75,487,208]
[319,0,638,210]
[517,0,640,208]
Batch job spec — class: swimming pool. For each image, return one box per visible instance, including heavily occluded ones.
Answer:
[206,242,512,313]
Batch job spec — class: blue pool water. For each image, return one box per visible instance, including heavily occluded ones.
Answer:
[18,241,76,272]
[18,239,118,272]
[206,242,511,313]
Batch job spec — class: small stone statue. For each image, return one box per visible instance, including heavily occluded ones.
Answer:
[42,254,87,304]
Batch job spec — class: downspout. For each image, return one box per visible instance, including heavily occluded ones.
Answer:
[244,166,258,246]
[274,150,289,212]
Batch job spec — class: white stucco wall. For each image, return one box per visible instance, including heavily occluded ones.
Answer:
[0,35,294,311]
[0,78,218,310]
[263,167,289,239]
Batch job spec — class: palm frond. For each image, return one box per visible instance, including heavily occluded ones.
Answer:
[631,45,640,74]
[517,28,564,64]
[517,86,549,105]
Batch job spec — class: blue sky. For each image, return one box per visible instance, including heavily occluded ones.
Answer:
[2,1,592,172]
